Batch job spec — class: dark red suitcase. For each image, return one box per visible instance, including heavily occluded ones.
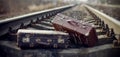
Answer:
[17,29,69,49]
[52,13,98,47]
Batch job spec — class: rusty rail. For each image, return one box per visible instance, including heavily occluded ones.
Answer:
[0,4,75,36]
[84,5,120,35]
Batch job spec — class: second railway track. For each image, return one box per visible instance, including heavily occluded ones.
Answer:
[0,4,120,57]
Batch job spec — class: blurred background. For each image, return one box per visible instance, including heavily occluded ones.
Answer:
[0,0,120,19]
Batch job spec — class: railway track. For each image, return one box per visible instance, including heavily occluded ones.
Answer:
[0,4,120,57]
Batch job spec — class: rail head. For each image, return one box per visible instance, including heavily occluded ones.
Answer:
[84,4,120,34]
[0,4,75,24]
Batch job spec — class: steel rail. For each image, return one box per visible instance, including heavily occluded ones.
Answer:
[84,5,120,35]
[0,4,75,36]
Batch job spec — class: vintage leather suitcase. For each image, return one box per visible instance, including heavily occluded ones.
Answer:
[52,13,98,47]
[17,29,69,49]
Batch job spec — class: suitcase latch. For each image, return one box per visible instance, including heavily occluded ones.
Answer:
[22,37,30,43]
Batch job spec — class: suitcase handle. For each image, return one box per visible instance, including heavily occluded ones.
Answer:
[67,20,79,26]
[38,42,50,45]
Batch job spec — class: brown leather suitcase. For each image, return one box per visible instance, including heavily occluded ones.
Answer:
[52,13,98,47]
[17,29,69,49]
